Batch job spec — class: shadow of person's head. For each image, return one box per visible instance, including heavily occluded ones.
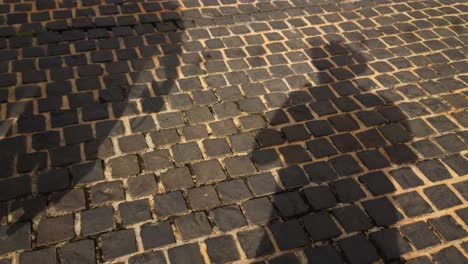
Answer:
[247,40,421,263]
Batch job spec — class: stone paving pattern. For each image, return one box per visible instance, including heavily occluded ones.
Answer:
[0,0,467,263]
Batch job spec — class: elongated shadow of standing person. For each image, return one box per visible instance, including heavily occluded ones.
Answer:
[247,40,415,263]
[245,34,467,264]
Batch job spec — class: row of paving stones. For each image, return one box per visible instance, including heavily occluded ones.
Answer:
[2,212,467,263]
[0,0,467,263]
[1,0,460,28]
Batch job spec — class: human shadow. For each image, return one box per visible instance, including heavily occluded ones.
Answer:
[247,41,431,264]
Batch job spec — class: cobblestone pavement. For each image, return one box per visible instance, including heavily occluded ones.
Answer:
[0,0,467,263]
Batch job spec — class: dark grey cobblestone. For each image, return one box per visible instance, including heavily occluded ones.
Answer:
[0,0,466,263]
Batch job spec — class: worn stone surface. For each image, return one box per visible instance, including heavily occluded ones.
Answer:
[0,0,466,263]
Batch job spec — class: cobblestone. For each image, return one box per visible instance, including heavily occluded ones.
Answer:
[37,215,74,245]
[401,221,441,250]
[140,221,175,250]
[60,239,96,264]
[205,235,240,263]
[89,181,125,206]
[100,229,138,261]
[0,0,466,262]
[81,206,115,236]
